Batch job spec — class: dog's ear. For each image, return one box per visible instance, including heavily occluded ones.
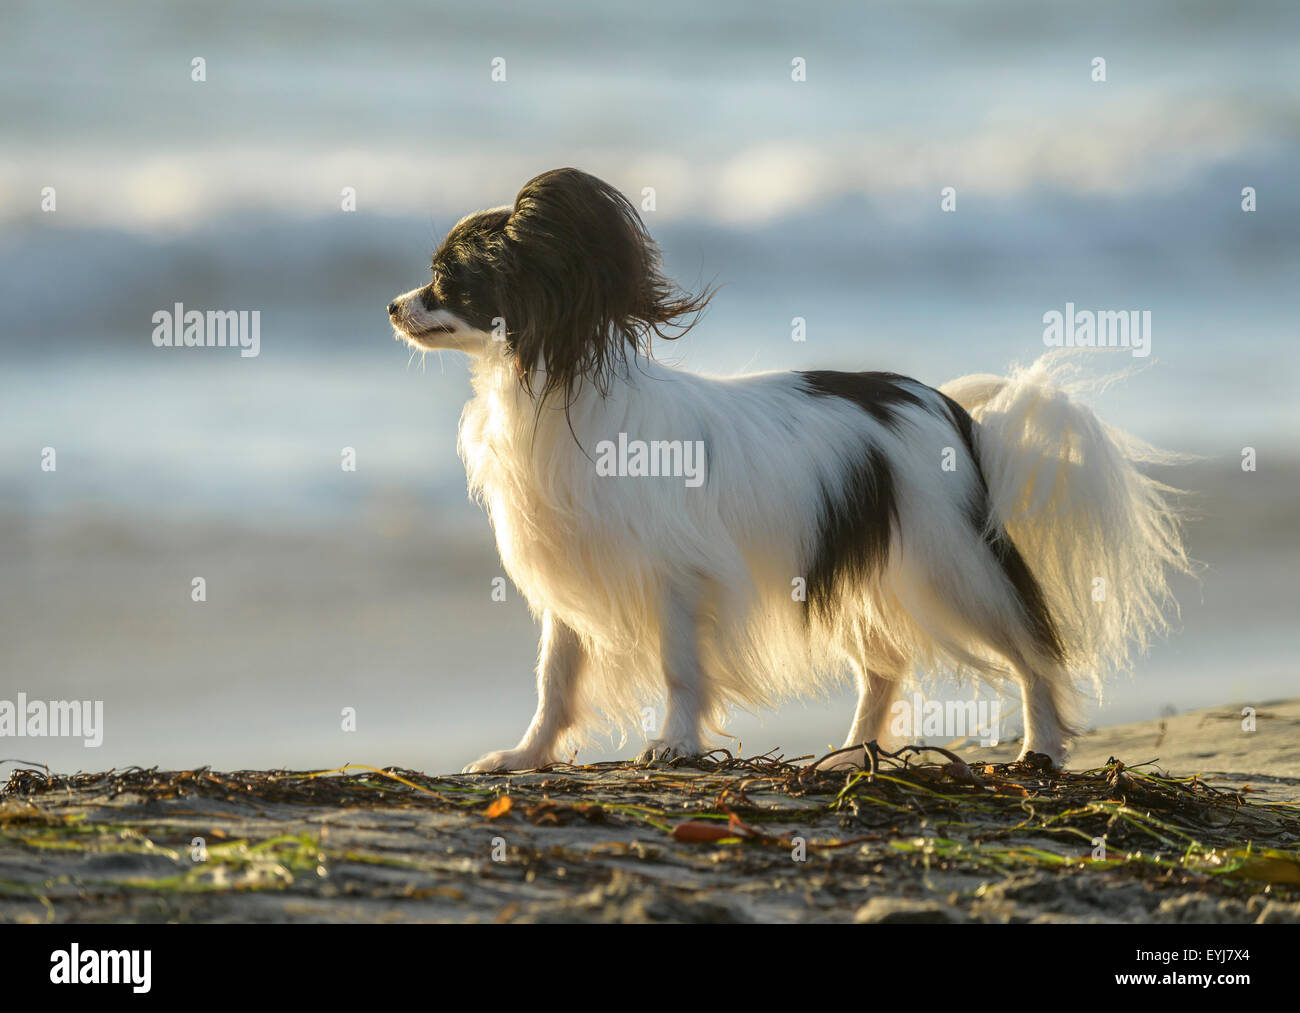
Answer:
[496,168,712,403]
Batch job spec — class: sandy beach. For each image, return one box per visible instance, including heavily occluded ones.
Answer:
[2,699,1297,924]
[978,700,1300,801]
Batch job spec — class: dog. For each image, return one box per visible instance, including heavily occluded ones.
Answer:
[387,167,1191,773]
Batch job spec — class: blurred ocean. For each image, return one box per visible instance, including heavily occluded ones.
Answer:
[1,0,1297,774]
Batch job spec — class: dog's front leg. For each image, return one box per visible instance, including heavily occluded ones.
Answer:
[637,584,708,764]
[461,611,585,773]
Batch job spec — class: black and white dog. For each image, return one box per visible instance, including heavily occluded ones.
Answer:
[387,168,1190,773]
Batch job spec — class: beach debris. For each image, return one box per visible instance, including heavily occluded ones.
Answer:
[2,743,1297,923]
[485,796,513,820]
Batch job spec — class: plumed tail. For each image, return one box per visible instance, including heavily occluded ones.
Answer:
[941,350,1196,692]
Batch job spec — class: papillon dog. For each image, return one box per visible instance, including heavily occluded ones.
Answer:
[387,168,1191,773]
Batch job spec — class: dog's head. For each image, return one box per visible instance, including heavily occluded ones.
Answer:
[388,167,711,401]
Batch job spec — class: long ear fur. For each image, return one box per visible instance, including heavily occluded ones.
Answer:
[498,167,713,404]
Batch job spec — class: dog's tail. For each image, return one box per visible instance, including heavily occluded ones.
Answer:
[940,350,1195,692]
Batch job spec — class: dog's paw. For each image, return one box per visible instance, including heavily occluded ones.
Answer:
[461,748,553,774]
[1015,748,1064,771]
[815,745,867,772]
[634,740,704,767]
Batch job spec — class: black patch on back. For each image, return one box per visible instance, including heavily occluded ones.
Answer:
[798,372,919,618]
[800,372,1066,663]
[799,370,930,433]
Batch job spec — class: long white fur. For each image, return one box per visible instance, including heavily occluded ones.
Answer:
[405,325,1190,769]
[389,295,1190,772]
[940,353,1193,686]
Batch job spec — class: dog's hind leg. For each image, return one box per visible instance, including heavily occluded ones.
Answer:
[967,535,1079,767]
[913,535,1078,768]
[462,610,586,773]
[1007,653,1078,766]
[637,582,710,764]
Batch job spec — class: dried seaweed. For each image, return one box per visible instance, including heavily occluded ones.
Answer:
[2,744,1297,921]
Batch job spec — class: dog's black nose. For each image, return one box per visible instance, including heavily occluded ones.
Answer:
[387,301,399,316]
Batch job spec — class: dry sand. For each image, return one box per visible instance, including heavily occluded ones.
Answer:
[976,698,1300,801]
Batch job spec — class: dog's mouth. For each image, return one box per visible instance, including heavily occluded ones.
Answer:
[411,322,455,336]
[390,315,458,342]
